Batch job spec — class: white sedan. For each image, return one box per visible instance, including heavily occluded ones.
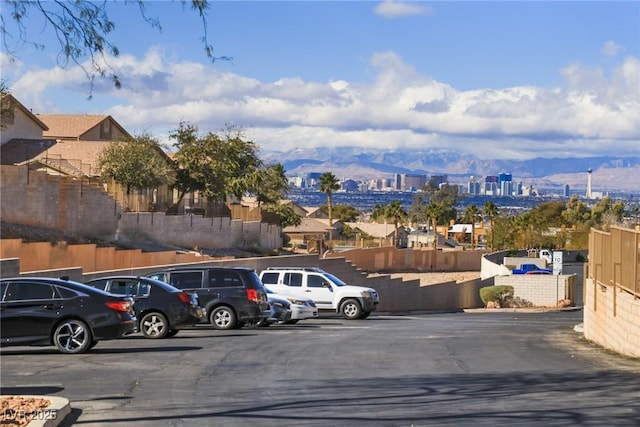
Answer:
[265,287,318,324]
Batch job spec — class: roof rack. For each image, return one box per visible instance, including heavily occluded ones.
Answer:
[265,267,326,272]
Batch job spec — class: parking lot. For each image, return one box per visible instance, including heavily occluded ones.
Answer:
[2,310,639,426]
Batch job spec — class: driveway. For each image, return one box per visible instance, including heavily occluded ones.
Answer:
[1,310,638,426]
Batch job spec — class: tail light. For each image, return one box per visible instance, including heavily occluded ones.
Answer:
[246,289,258,302]
[105,300,132,312]
[177,292,191,304]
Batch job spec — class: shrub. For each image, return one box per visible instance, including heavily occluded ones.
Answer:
[479,285,514,308]
[575,252,586,262]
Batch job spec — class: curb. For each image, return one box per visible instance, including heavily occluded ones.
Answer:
[1,395,70,427]
[463,306,583,313]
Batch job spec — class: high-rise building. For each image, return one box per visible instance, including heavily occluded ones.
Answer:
[586,168,593,199]
[500,180,513,197]
[564,184,570,197]
[402,174,427,191]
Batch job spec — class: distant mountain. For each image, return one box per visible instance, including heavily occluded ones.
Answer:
[261,147,640,192]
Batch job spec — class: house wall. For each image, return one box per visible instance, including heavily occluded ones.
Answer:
[1,105,45,143]
[325,246,485,272]
[494,274,577,306]
[80,118,128,141]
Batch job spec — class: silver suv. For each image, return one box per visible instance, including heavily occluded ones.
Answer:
[258,267,379,320]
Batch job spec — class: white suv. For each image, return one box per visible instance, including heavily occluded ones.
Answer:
[259,267,379,320]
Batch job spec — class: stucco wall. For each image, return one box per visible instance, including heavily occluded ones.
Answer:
[326,246,485,272]
[583,278,640,359]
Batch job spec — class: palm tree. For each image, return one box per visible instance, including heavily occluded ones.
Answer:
[483,201,498,250]
[425,202,442,249]
[372,200,407,247]
[318,172,340,226]
[463,204,479,249]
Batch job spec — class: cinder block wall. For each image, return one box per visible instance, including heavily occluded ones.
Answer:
[583,278,640,359]
[494,274,577,306]
[0,165,282,251]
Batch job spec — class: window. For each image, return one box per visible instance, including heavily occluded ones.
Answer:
[169,272,203,290]
[209,271,243,288]
[260,272,279,285]
[4,282,55,301]
[307,275,327,288]
[56,287,82,299]
[284,273,303,287]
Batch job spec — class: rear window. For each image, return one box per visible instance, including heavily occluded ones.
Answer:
[168,272,204,290]
[260,272,279,285]
[209,271,243,288]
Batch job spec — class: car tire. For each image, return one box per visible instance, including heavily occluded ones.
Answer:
[360,311,371,319]
[53,319,93,354]
[165,329,179,338]
[283,319,299,325]
[140,312,169,339]
[340,299,362,320]
[210,306,237,330]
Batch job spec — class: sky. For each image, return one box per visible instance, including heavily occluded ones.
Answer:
[1,1,639,161]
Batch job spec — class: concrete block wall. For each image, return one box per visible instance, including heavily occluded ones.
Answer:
[583,278,640,359]
[494,274,576,306]
[117,213,281,250]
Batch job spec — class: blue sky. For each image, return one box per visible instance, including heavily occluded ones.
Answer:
[2,1,639,161]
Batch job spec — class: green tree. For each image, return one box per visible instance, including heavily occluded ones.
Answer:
[318,172,340,226]
[322,204,360,223]
[1,1,228,95]
[1,81,13,129]
[265,203,302,228]
[483,201,498,250]
[170,122,263,209]
[254,163,289,206]
[96,133,174,209]
[462,204,479,249]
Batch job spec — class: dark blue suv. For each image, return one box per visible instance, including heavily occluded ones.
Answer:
[146,267,270,330]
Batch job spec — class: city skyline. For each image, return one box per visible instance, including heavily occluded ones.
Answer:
[2,1,638,162]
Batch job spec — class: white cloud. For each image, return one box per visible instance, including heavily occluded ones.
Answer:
[374,1,432,19]
[601,41,622,57]
[9,47,640,161]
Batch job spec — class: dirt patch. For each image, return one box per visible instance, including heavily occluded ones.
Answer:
[1,396,51,427]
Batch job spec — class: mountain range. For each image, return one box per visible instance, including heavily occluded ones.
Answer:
[261,147,640,193]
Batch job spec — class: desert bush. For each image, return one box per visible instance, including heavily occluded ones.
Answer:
[479,285,514,307]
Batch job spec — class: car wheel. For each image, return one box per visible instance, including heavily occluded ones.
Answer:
[89,340,99,349]
[210,306,237,330]
[140,312,169,339]
[165,329,179,338]
[53,319,92,354]
[340,299,362,320]
[360,311,371,319]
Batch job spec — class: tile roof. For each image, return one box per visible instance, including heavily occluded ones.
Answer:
[283,218,335,233]
[37,114,108,139]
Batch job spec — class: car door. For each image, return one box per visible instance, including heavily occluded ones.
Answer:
[276,272,305,300]
[0,281,60,344]
[303,273,335,309]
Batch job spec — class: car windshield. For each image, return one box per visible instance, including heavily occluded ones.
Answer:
[324,273,346,286]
